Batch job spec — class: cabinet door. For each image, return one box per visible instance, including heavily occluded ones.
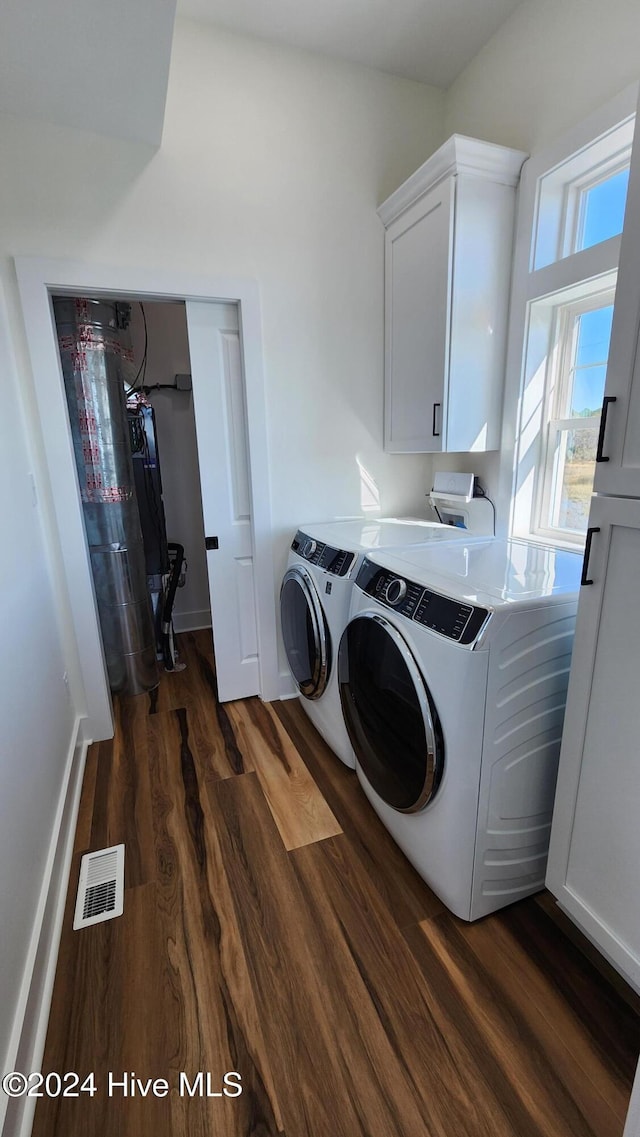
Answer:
[447,176,515,452]
[384,177,454,453]
[546,494,640,992]
[593,109,640,498]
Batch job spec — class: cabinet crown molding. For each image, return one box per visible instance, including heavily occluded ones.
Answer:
[378,134,528,228]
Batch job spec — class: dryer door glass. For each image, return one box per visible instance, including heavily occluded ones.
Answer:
[280,568,331,699]
[339,613,444,812]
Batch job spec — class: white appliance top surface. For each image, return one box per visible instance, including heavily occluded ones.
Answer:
[299,517,472,552]
[365,538,583,607]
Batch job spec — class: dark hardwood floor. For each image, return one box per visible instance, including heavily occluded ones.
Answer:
[33,629,640,1137]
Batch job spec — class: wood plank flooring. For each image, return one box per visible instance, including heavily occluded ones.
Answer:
[33,629,640,1137]
[225,698,342,849]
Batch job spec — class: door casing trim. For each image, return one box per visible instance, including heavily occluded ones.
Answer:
[15,256,279,739]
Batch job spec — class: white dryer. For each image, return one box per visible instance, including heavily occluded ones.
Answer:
[280,518,477,769]
[338,537,583,919]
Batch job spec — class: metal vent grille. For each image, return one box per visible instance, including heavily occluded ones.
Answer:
[83,878,116,919]
[74,845,125,930]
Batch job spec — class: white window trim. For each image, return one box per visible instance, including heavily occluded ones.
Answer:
[497,82,639,544]
[533,121,634,272]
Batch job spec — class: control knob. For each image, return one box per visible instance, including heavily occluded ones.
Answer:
[302,538,317,559]
[384,577,407,606]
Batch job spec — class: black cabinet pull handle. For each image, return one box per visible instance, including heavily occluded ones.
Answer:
[432,403,441,437]
[596,396,616,462]
[581,527,600,586]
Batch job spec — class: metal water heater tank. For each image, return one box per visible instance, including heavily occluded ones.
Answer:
[54,296,158,696]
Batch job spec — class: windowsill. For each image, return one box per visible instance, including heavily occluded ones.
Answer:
[514,527,587,553]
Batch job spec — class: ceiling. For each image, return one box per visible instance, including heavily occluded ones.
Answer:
[0,0,522,146]
[0,0,176,145]
[176,0,523,89]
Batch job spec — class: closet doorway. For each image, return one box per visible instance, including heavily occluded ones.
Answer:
[15,258,278,741]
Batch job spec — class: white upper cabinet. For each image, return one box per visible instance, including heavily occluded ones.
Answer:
[379,136,527,454]
[593,124,640,497]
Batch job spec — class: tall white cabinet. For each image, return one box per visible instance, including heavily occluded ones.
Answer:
[379,136,526,454]
[546,99,640,995]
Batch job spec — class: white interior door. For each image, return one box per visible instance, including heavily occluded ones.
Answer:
[186,300,259,702]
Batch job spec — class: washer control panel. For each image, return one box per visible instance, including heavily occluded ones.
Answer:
[291,531,356,577]
[356,558,490,645]
[384,578,407,606]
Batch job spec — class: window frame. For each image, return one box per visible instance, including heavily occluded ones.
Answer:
[568,157,631,258]
[532,287,616,544]
[498,83,638,549]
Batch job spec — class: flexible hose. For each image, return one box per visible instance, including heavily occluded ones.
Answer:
[161,542,185,670]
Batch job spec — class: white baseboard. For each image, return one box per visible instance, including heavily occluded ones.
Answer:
[173,609,212,633]
[1,718,89,1137]
[624,1059,640,1137]
[279,670,297,700]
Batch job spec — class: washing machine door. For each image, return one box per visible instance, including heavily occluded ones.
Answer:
[280,566,331,699]
[339,612,444,812]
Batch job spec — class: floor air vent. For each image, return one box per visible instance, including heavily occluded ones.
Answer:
[73,844,125,930]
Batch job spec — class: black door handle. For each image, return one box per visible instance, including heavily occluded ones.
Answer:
[596,396,616,462]
[432,403,441,437]
[205,536,219,550]
[581,527,600,586]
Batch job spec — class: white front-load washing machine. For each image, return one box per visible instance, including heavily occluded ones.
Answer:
[338,537,583,918]
[280,518,479,769]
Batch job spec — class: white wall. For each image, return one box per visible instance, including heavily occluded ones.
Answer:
[428,0,640,514]
[0,278,77,1080]
[129,300,211,632]
[0,19,444,679]
[444,0,640,154]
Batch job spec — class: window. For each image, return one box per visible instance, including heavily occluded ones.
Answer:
[505,87,637,546]
[536,291,615,537]
[532,117,634,270]
[577,166,630,252]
